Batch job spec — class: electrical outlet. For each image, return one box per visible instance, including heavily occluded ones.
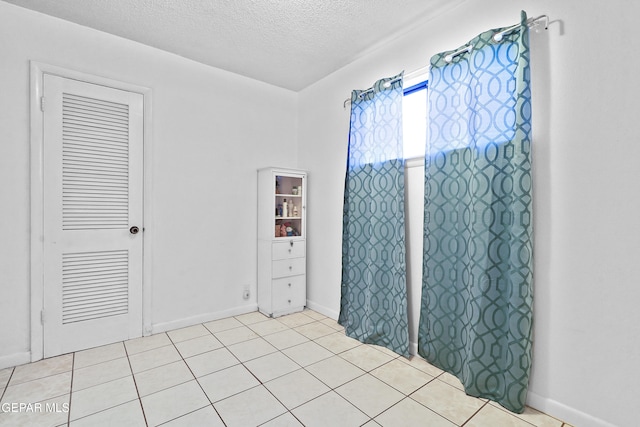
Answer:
[243,285,250,300]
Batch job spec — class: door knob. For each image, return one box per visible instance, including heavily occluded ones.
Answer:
[130,226,140,235]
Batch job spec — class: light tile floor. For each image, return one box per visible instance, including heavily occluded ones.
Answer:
[0,309,572,427]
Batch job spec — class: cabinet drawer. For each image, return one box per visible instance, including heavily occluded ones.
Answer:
[272,258,305,278]
[272,275,305,312]
[272,240,305,260]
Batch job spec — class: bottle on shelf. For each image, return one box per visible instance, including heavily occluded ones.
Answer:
[293,205,298,217]
[282,199,288,217]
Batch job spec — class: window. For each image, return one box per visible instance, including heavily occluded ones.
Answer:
[402,78,428,159]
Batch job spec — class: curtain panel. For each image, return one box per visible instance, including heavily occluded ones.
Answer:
[339,73,410,357]
[418,12,534,413]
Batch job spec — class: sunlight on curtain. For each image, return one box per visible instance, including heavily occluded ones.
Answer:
[418,12,534,413]
[339,73,410,357]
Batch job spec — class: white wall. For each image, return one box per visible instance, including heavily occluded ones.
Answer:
[2,1,639,425]
[0,2,298,366]
[298,1,640,426]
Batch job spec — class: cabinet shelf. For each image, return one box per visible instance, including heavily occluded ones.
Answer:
[258,167,307,318]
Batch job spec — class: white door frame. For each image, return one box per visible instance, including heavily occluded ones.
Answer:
[30,61,154,362]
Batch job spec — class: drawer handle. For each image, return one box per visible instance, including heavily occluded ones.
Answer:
[290,240,294,247]
[289,266,292,271]
[288,283,291,287]
[288,299,291,303]
[288,249,292,253]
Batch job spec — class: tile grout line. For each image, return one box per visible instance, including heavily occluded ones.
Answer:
[66,352,75,426]
[3,353,78,425]
[371,395,445,426]
[123,338,150,427]
[0,367,15,403]
[459,399,490,427]
[285,315,375,422]
[408,378,473,426]
[227,313,301,425]
[3,355,74,389]
[71,351,123,371]
[306,322,373,424]
[221,313,341,426]
[61,344,140,425]
[487,401,548,427]
[224,317,302,425]
[325,355,405,423]
[169,319,235,427]
[309,336,475,426]
[260,313,374,426]
[127,346,182,375]
[356,355,436,396]
[221,312,328,424]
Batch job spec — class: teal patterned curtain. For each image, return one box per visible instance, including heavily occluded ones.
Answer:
[339,73,410,357]
[418,12,533,413]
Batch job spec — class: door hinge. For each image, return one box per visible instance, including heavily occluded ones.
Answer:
[40,96,45,112]
[41,310,45,325]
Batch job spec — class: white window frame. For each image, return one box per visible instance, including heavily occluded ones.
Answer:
[402,75,429,160]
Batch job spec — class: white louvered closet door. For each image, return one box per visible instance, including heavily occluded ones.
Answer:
[43,75,143,357]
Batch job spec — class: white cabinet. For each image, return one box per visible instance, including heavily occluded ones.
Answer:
[257,168,307,317]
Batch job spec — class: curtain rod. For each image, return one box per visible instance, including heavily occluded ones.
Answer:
[343,14,549,110]
[342,65,429,109]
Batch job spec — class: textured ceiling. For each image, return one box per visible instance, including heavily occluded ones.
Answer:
[3,0,462,90]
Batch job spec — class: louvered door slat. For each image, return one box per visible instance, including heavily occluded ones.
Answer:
[64,111,130,128]
[62,93,130,231]
[63,268,128,278]
[64,143,128,156]
[63,258,128,267]
[63,284,128,296]
[64,94,130,114]
[61,250,129,324]
[63,306,129,322]
[64,197,128,204]
[64,117,129,133]
[62,277,129,288]
[64,183,129,191]
[63,154,128,166]
[63,174,129,184]
[64,109,128,124]
[63,168,129,176]
[64,207,128,212]
[64,199,128,206]
[63,135,128,147]
[63,148,129,161]
[63,127,129,141]
[63,294,129,308]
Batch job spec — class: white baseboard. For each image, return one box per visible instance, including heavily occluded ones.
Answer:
[151,304,258,334]
[526,391,618,427]
[305,299,339,320]
[0,351,31,370]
